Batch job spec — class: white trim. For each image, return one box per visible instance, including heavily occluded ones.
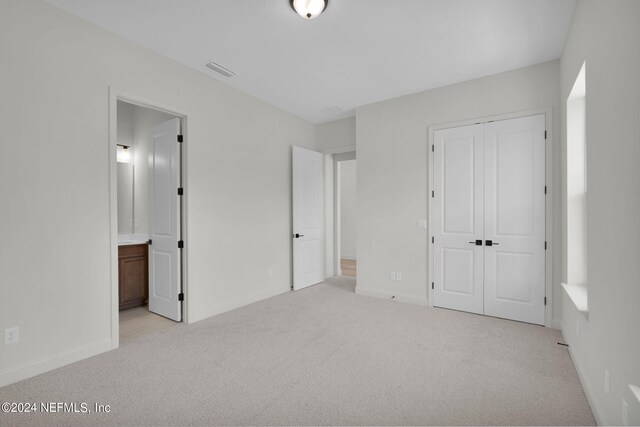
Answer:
[108,87,192,354]
[322,144,356,155]
[427,107,555,327]
[562,282,589,316]
[0,339,112,388]
[566,343,607,425]
[356,287,429,306]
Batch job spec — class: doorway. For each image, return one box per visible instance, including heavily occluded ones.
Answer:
[112,96,186,346]
[337,159,357,278]
[432,114,546,325]
[332,152,357,280]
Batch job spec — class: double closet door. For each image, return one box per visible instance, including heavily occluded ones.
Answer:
[433,114,546,325]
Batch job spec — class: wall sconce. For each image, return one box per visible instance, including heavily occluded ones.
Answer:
[117,144,131,163]
[290,0,328,20]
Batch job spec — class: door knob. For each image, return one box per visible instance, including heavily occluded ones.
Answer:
[294,233,304,238]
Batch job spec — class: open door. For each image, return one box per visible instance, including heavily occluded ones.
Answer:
[148,117,182,321]
[292,146,325,290]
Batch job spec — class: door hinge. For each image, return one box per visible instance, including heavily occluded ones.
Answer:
[544,296,547,306]
[544,185,547,194]
[177,134,184,143]
[431,190,434,198]
[178,292,184,301]
[545,241,547,250]
[544,130,547,139]
[178,240,184,249]
[178,187,184,196]
[431,236,434,244]
[431,282,434,290]
[147,239,152,245]
[432,145,434,152]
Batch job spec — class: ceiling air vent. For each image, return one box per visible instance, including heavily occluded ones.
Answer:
[205,61,236,78]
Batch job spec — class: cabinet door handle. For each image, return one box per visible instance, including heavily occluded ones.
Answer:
[468,240,482,246]
[485,240,499,246]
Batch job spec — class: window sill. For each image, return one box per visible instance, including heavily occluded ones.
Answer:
[562,282,589,318]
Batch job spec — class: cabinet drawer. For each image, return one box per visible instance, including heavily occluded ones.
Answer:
[118,243,148,259]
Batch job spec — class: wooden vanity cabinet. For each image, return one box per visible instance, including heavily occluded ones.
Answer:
[118,243,148,310]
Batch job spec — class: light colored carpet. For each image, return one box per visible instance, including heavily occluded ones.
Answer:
[0,276,594,426]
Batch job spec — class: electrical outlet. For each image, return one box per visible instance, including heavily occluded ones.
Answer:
[576,319,580,337]
[396,272,402,281]
[604,369,610,396]
[389,272,396,280]
[622,398,628,426]
[4,327,19,345]
[267,269,274,279]
[416,220,427,229]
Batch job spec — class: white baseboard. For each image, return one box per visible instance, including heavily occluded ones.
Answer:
[190,284,290,324]
[565,336,607,426]
[0,338,112,388]
[355,287,428,306]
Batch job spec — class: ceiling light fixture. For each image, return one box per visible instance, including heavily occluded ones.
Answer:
[290,0,328,20]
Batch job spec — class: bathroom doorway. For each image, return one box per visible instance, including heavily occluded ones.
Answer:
[111,94,187,346]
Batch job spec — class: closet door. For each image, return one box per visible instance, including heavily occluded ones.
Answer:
[483,114,546,325]
[433,124,485,315]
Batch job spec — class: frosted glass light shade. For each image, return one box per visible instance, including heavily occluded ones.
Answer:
[117,145,131,163]
[291,0,327,19]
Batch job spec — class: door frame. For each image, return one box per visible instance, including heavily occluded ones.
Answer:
[427,107,554,327]
[333,151,357,275]
[108,87,190,349]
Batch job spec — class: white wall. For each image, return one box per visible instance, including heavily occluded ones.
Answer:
[117,101,135,234]
[339,160,357,259]
[356,61,562,313]
[0,0,315,386]
[316,117,356,153]
[559,1,640,425]
[116,102,174,236]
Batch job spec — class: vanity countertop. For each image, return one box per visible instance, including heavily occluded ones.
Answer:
[118,234,149,246]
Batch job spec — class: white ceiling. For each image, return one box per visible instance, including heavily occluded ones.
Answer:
[45,0,576,123]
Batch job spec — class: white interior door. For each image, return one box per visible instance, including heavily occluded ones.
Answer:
[483,114,546,325]
[292,146,325,290]
[148,117,182,321]
[433,124,485,315]
[433,115,546,325]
